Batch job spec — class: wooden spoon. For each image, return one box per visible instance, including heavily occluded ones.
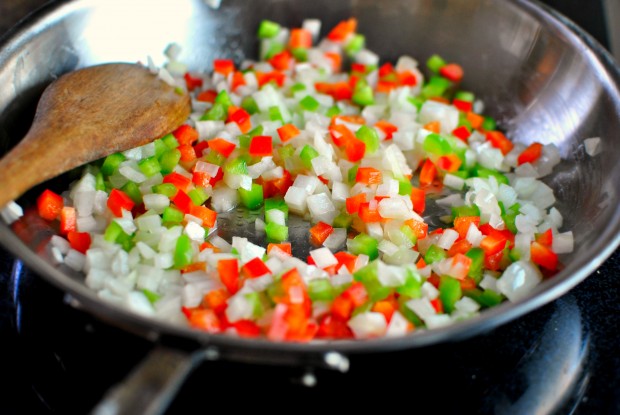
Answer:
[0,62,191,207]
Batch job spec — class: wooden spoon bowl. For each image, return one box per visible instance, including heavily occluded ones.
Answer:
[0,63,191,207]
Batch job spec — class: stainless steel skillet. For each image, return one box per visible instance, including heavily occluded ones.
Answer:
[0,0,619,413]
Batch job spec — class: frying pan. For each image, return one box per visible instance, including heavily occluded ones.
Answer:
[1,0,619,413]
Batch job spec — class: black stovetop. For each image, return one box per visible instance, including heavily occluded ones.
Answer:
[0,1,619,414]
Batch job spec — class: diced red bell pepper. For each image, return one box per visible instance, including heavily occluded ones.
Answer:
[355,167,382,185]
[231,320,262,338]
[213,59,235,76]
[452,125,472,142]
[228,107,251,133]
[60,206,76,235]
[67,231,91,254]
[277,124,300,142]
[372,300,396,323]
[262,169,292,198]
[208,138,236,158]
[379,62,395,78]
[329,123,355,146]
[419,159,437,186]
[241,257,272,279]
[188,308,221,333]
[178,144,197,162]
[448,239,473,257]
[452,98,473,112]
[334,251,357,273]
[430,297,444,313]
[107,188,134,217]
[249,135,273,157]
[172,189,194,214]
[267,242,292,255]
[376,81,398,93]
[327,18,357,42]
[536,228,553,247]
[231,71,246,91]
[423,121,441,134]
[255,71,286,88]
[518,142,543,165]
[397,70,418,86]
[453,216,480,239]
[439,63,464,82]
[437,154,462,172]
[345,137,366,162]
[466,112,485,130]
[410,187,425,214]
[404,218,428,239]
[375,120,398,140]
[37,189,64,221]
[484,248,505,272]
[324,52,342,73]
[197,90,218,103]
[486,130,514,155]
[345,193,366,214]
[163,172,191,192]
[480,234,509,256]
[203,288,230,314]
[173,124,199,146]
[189,205,217,228]
[181,262,206,274]
[217,258,239,294]
[192,171,211,188]
[289,28,313,49]
[315,82,352,100]
[269,50,293,71]
[183,72,203,91]
[317,314,353,339]
[358,201,382,223]
[531,241,558,270]
[309,221,334,245]
[193,141,210,158]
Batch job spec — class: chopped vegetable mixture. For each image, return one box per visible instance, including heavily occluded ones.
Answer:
[32,18,574,341]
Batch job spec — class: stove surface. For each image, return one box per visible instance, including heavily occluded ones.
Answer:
[0,0,618,414]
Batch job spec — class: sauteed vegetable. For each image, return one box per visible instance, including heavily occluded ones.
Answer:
[27,18,574,341]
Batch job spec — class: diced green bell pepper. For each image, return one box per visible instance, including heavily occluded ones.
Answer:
[353,260,391,302]
[121,181,143,204]
[439,275,462,314]
[348,233,379,260]
[423,133,452,155]
[138,157,161,177]
[424,244,447,264]
[162,206,184,224]
[101,153,126,176]
[188,187,210,206]
[299,95,320,112]
[426,54,446,73]
[159,149,181,174]
[265,222,288,242]
[162,134,179,149]
[258,20,281,39]
[465,247,485,282]
[308,279,336,302]
[174,234,194,269]
[239,183,264,210]
[300,144,320,169]
[355,125,380,154]
[153,183,177,198]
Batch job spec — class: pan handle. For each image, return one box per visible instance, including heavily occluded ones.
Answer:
[91,346,203,415]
